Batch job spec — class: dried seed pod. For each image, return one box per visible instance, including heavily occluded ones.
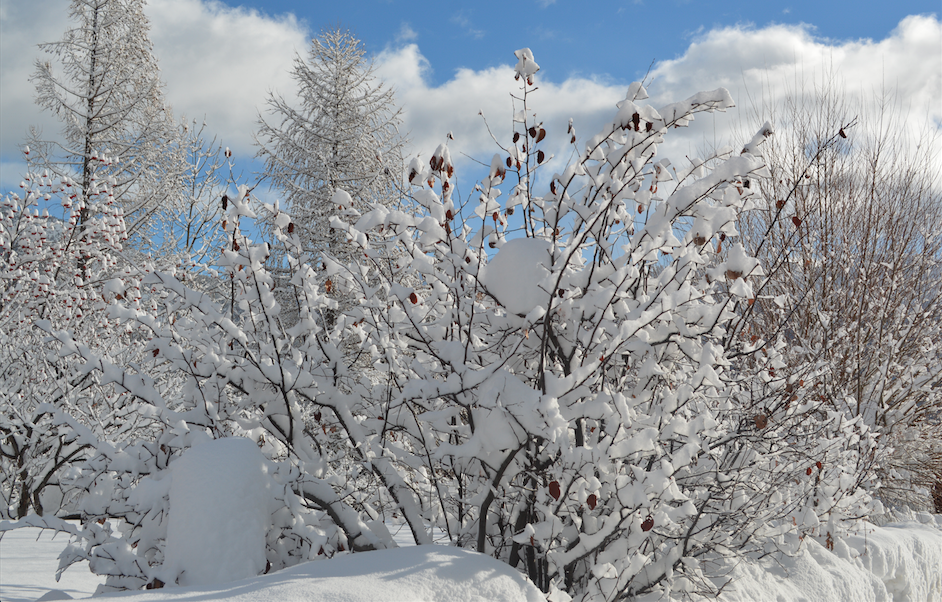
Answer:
[726,270,743,280]
[754,414,768,430]
[409,292,418,304]
[537,150,545,164]
[641,515,654,532]
[528,126,538,138]
[513,132,520,143]
[549,481,561,500]
[536,128,546,143]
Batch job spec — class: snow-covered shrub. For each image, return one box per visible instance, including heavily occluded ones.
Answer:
[2,50,881,600]
[0,149,152,519]
[321,53,879,598]
[733,84,942,512]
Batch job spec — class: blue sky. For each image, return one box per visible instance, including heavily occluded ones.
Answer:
[247,0,940,86]
[1,0,939,197]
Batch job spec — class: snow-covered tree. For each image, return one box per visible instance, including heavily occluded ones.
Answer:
[133,119,231,285]
[1,50,880,600]
[733,83,942,511]
[256,28,405,275]
[0,149,152,519]
[29,0,185,255]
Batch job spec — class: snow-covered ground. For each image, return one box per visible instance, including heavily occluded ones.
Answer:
[3,441,939,601]
[3,516,940,602]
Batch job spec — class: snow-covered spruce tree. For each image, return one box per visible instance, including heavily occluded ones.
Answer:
[732,83,942,512]
[256,28,406,323]
[2,50,877,599]
[29,0,185,257]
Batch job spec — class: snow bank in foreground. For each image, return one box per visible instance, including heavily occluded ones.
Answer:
[107,546,545,602]
[162,437,276,587]
[2,517,939,602]
[711,515,942,602]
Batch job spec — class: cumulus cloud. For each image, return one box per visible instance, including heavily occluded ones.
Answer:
[0,0,307,189]
[645,16,942,164]
[376,15,940,181]
[2,0,938,195]
[375,43,623,176]
[147,0,307,152]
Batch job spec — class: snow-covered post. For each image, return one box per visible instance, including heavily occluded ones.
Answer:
[161,438,277,587]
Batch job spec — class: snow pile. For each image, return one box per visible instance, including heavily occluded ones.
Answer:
[110,546,544,602]
[162,438,276,587]
[482,237,554,316]
[2,518,941,602]
[710,516,942,602]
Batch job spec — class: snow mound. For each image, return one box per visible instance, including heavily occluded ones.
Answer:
[482,237,554,316]
[712,520,942,602]
[109,546,545,602]
[162,438,276,587]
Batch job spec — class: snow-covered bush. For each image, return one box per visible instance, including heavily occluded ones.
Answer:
[0,149,153,518]
[733,83,942,512]
[2,50,881,600]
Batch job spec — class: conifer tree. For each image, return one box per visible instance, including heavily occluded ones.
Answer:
[29,0,184,254]
[256,28,405,269]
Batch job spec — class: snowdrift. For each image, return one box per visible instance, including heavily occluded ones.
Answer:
[3,517,940,602]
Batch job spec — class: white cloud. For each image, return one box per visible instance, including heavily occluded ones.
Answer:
[1,0,307,189]
[374,43,624,188]
[147,0,308,152]
[0,0,69,162]
[374,16,940,184]
[645,16,942,162]
[3,1,938,196]
[396,22,417,42]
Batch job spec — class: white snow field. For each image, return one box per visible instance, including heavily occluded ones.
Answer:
[2,436,939,601]
[2,517,939,602]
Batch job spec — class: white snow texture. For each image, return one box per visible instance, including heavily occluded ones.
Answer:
[162,438,276,587]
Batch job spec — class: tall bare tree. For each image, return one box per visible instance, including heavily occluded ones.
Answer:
[29,0,185,254]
